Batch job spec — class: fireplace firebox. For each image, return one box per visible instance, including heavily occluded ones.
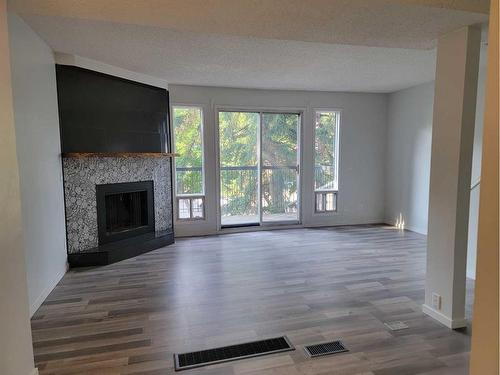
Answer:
[96,181,155,245]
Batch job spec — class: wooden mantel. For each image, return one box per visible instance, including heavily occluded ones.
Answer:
[62,152,179,158]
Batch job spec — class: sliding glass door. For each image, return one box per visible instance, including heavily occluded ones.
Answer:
[219,111,260,226]
[218,111,299,227]
[261,113,299,223]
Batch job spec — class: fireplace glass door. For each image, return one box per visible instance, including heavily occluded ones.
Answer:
[96,181,155,244]
[105,190,149,234]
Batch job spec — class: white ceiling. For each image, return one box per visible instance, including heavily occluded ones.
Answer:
[10,0,489,93]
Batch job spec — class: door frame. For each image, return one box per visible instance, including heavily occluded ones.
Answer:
[215,105,304,232]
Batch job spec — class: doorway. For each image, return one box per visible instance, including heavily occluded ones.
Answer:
[218,110,300,228]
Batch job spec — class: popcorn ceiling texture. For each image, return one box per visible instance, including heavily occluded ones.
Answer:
[12,1,489,48]
[18,0,488,93]
[62,157,172,253]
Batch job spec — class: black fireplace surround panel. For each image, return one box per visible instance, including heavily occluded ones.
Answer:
[96,181,155,245]
[56,64,169,153]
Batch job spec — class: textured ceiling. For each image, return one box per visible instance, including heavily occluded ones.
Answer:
[10,0,488,48]
[10,1,489,92]
[19,14,438,93]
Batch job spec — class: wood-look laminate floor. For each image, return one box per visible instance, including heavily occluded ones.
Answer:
[32,225,474,375]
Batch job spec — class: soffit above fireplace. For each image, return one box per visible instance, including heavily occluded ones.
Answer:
[55,65,170,154]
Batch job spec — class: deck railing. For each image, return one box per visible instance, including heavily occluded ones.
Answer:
[175,165,335,217]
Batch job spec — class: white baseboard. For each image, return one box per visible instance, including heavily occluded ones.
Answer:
[303,219,384,228]
[29,262,68,317]
[422,304,468,329]
[384,219,427,235]
[404,225,427,235]
[31,368,39,375]
[175,219,386,237]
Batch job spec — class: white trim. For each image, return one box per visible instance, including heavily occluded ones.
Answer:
[220,223,303,234]
[214,106,223,231]
[215,104,308,113]
[470,179,481,190]
[30,368,39,375]
[303,219,384,228]
[384,219,428,235]
[30,262,68,317]
[404,224,427,235]
[258,111,263,224]
[422,304,468,329]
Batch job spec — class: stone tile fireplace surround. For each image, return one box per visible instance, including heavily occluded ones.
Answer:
[62,155,173,263]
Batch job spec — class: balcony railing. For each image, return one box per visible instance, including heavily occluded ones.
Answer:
[175,165,335,218]
[219,166,259,218]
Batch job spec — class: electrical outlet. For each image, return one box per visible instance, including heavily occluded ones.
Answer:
[432,293,442,310]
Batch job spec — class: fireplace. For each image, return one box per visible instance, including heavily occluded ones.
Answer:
[58,67,174,267]
[63,155,174,267]
[96,181,155,245]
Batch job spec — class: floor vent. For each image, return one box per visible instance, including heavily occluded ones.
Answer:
[384,321,409,331]
[174,336,294,371]
[304,340,348,358]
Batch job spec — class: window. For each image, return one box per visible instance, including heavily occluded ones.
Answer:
[314,110,340,213]
[315,191,337,213]
[173,106,205,220]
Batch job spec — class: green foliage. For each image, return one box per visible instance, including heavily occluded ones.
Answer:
[219,112,259,216]
[173,107,203,194]
[261,114,298,214]
[219,112,259,167]
[314,112,337,190]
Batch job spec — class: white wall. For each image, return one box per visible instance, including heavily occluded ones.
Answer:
[385,82,434,234]
[467,44,487,279]
[385,45,487,279]
[423,25,480,328]
[0,2,36,374]
[8,14,67,315]
[467,185,480,279]
[169,85,387,236]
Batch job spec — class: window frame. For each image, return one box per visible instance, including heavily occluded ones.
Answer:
[172,105,206,221]
[313,109,341,214]
[176,195,206,221]
[315,191,338,214]
[215,107,304,229]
